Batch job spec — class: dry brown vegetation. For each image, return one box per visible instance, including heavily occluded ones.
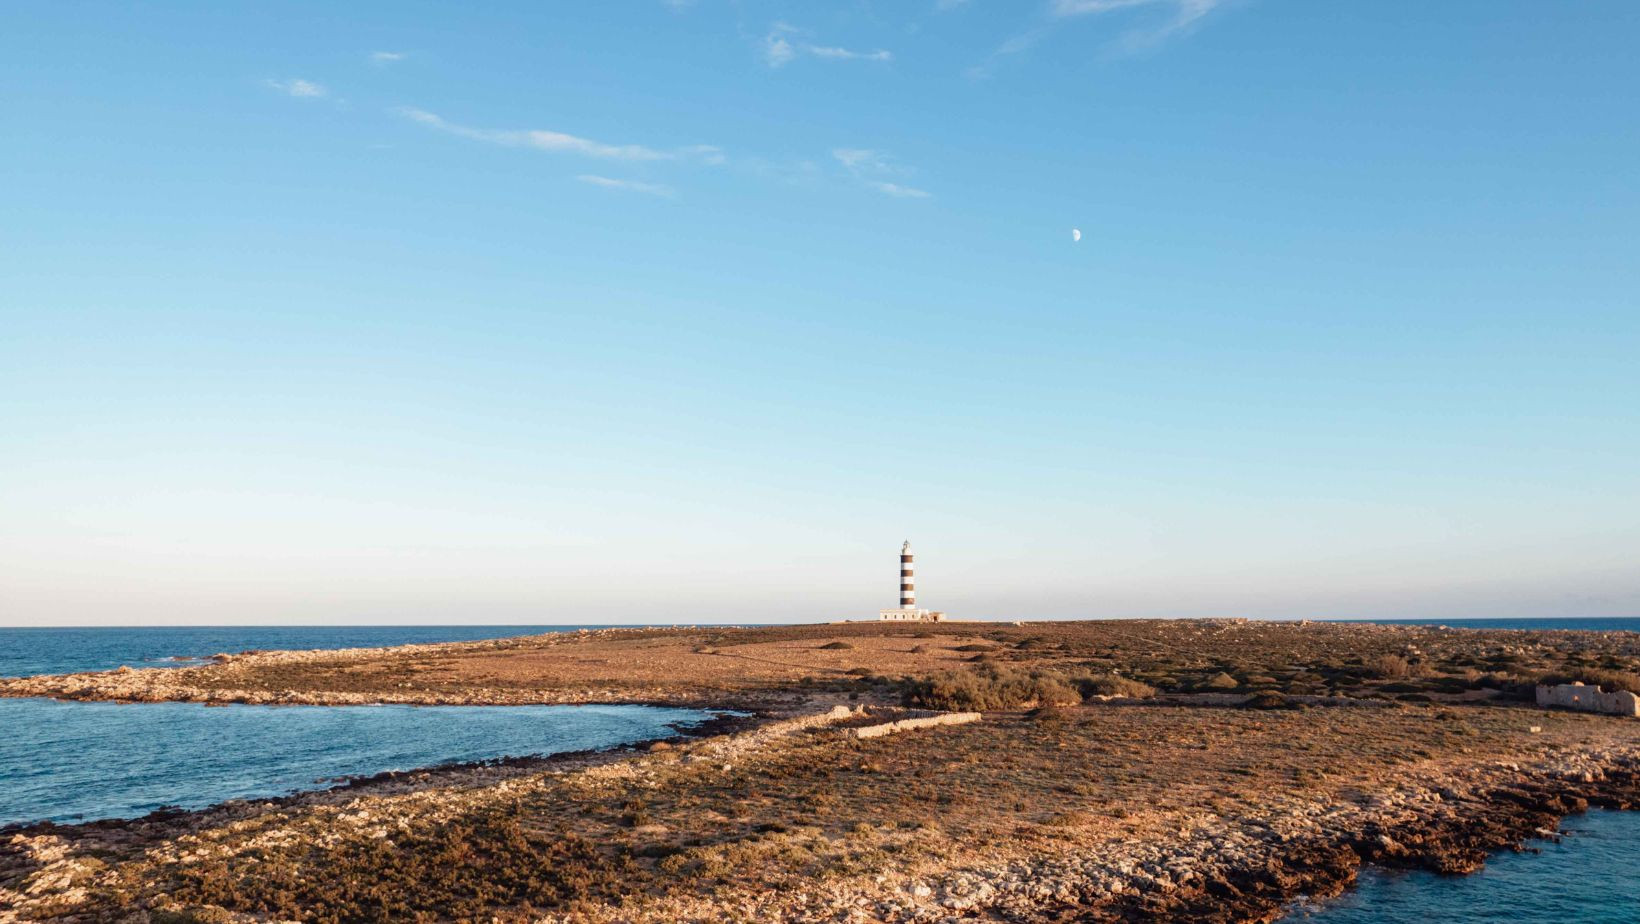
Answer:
[9,618,1640,710]
[6,619,1640,923]
[14,701,1629,924]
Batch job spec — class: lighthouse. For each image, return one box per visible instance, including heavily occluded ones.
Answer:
[899,540,915,609]
[879,540,945,622]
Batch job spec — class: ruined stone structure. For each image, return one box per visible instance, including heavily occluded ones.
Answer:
[1536,682,1640,717]
[852,710,981,739]
[879,540,946,622]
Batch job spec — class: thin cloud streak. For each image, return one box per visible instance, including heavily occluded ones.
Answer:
[370,51,406,65]
[264,78,327,98]
[977,0,1229,75]
[1058,0,1227,49]
[833,148,931,199]
[396,107,720,163]
[762,24,893,68]
[577,175,675,197]
[832,148,896,172]
[808,46,893,62]
[870,181,932,199]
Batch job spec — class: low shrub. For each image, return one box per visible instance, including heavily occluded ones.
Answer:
[169,807,634,921]
[1065,671,1156,699]
[901,664,1080,711]
[818,641,854,651]
[1242,691,1292,710]
[1378,682,1425,694]
[1366,654,1421,680]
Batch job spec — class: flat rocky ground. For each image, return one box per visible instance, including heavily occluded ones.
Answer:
[5,619,1640,923]
[7,618,1640,708]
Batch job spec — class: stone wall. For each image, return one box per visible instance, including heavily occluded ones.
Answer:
[1536,682,1640,717]
[852,710,982,739]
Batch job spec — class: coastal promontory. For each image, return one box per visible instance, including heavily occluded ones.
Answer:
[5,619,1640,922]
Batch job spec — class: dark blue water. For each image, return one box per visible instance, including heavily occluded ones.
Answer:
[1344,617,1640,632]
[1285,809,1640,923]
[0,625,598,677]
[0,698,713,826]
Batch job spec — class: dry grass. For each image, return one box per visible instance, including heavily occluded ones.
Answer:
[12,620,1640,923]
[53,702,1623,924]
[18,619,1640,711]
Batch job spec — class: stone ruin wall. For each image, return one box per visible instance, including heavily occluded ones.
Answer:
[1536,682,1640,717]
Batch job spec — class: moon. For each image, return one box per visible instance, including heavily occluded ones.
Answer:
[1071,228,1081,242]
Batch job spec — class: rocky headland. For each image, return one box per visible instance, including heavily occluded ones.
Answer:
[4,619,1640,922]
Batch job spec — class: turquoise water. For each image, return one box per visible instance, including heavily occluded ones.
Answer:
[1285,809,1640,923]
[1,627,724,827]
[1,624,732,827]
[0,698,713,826]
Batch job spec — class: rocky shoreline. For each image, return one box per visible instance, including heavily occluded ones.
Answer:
[516,735,1640,924]
[0,627,717,708]
[6,620,1640,922]
[918,750,1640,924]
[5,702,1637,922]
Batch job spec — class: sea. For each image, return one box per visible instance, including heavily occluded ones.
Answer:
[3,620,1638,921]
[1284,809,1640,923]
[1349,616,1640,633]
[0,625,712,828]
[0,624,590,678]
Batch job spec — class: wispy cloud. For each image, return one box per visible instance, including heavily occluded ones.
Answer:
[762,23,893,68]
[396,107,720,163]
[264,78,327,99]
[808,45,893,62]
[869,181,932,199]
[832,148,931,199]
[1054,0,1226,48]
[975,0,1228,76]
[832,148,900,174]
[577,175,675,197]
[370,51,406,66]
[764,24,798,66]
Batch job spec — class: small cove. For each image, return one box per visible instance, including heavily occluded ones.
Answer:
[1283,808,1640,923]
[0,697,716,827]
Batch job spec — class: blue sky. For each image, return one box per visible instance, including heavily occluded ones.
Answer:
[2,1,1637,625]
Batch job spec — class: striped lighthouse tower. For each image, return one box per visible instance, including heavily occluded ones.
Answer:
[879,541,944,621]
[899,540,915,609]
